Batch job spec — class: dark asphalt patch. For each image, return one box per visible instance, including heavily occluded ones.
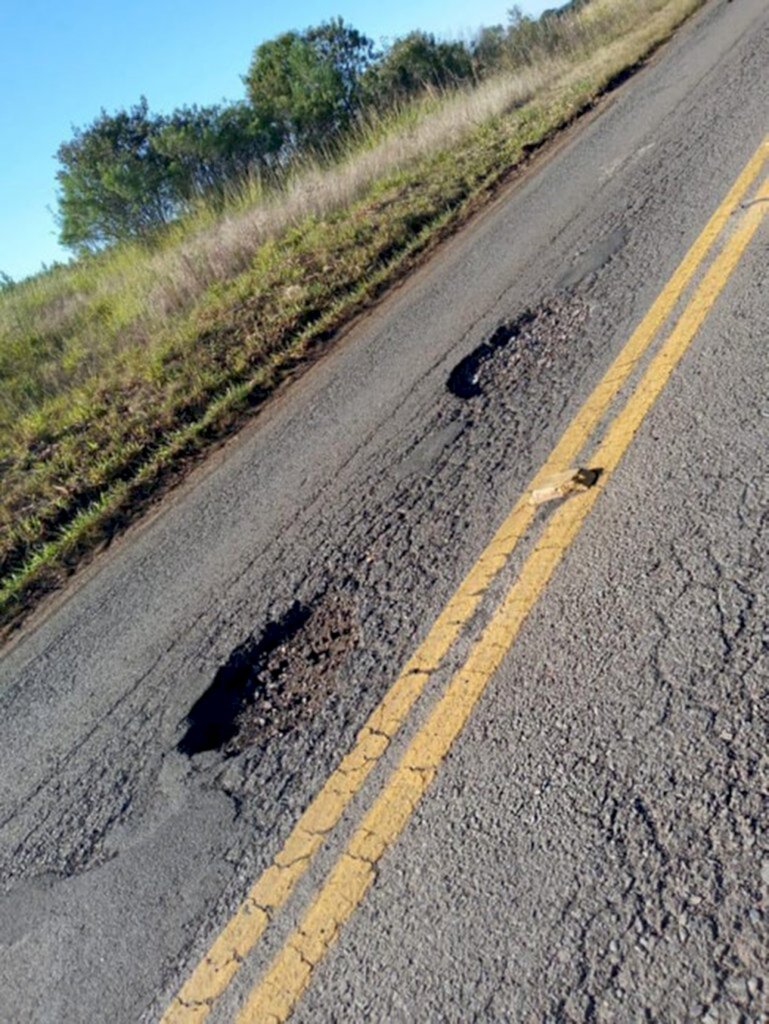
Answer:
[393,420,467,481]
[178,590,358,757]
[556,226,628,291]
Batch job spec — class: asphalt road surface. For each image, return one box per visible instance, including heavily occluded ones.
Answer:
[2,1,768,1021]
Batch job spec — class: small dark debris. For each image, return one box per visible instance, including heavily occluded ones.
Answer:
[574,466,602,490]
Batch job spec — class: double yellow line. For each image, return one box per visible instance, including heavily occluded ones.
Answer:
[163,136,769,1024]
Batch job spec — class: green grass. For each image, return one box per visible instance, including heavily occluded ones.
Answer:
[0,0,704,633]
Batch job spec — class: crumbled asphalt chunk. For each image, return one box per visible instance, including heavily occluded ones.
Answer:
[530,465,602,505]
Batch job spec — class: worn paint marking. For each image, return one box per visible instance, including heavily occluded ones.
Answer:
[160,138,769,1024]
[235,178,769,1023]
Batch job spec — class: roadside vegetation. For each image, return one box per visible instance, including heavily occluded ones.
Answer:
[0,0,703,630]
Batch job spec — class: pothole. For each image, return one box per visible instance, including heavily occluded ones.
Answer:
[447,298,589,400]
[447,310,536,399]
[178,589,359,757]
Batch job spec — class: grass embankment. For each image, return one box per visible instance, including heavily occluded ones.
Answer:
[0,0,703,632]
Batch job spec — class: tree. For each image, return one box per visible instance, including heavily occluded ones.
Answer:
[304,18,376,118]
[244,19,375,154]
[471,25,507,77]
[55,99,281,250]
[152,103,278,203]
[56,98,177,251]
[504,4,576,66]
[364,32,474,108]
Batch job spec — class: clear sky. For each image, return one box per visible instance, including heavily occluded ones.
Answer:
[0,0,555,281]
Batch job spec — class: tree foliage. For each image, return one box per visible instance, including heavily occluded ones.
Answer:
[153,103,277,201]
[364,32,474,107]
[56,100,273,249]
[244,19,376,153]
[504,3,588,65]
[471,25,507,77]
[56,98,177,251]
[56,9,577,251]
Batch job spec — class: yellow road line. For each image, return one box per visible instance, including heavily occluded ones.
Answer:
[160,138,769,1024]
[236,180,769,1024]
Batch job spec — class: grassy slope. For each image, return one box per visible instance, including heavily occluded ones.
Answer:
[0,0,703,633]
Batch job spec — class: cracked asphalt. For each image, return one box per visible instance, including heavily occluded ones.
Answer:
[292,187,769,1024]
[1,1,768,1021]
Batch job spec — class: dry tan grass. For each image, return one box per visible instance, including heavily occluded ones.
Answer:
[138,0,701,329]
[144,65,554,319]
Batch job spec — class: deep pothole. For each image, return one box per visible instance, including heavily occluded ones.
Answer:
[446,298,589,400]
[178,588,359,757]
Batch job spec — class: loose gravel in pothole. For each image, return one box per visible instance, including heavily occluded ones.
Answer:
[179,588,359,757]
[447,298,590,402]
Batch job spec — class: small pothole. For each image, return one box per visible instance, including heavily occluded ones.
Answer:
[446,298,589,401]
[447,310,536,399]
[178,590,358,757]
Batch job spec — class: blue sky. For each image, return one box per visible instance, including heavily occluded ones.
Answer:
[0,0,554,281]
